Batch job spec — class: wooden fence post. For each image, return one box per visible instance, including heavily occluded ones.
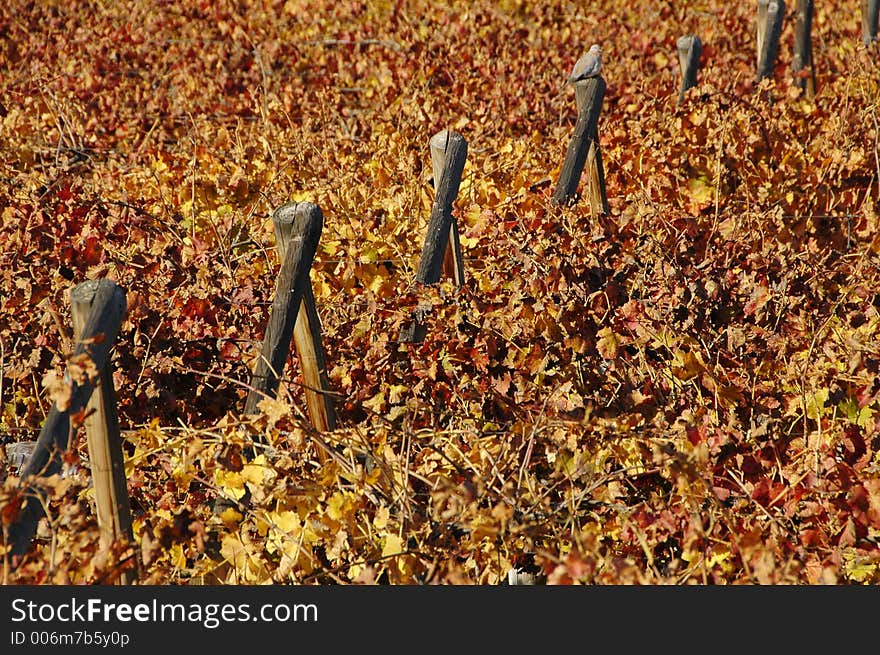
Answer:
[864,0,880,44]
[792,0,816,97]
[70,280,135,584]
[273,202,337,432]
[244,202,323,414]
[430,130,466,289]
[677,35,702,104]
[399,129,468,344]
[552,75,607,211]
[6,279,127,564]
[757,0,786,83]
[757,0,769,71]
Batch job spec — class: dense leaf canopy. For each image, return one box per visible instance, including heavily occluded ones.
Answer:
[1,0,879,584]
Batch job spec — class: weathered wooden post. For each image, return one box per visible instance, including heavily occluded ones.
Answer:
[757,0,769,71]
[792,0,816,97]
[757,0,786,83]
[399,129,468,344]
[273,203,337,432]
[430,130,466,289]
[244,202,323,414]
[507,567,541,585]
[6,279,127,564]
[864,0,880,44]
[577,82,609,217]
[677,35,702,104]
[552,75,607,211]
[70,280,135,584]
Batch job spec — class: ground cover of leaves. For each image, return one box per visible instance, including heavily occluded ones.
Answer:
[1,0,879,584]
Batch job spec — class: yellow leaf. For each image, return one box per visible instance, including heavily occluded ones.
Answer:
[362,390,386,412]
[459,233,478,248]
[706,544,732,569]
[214,469,247,501]
[687,177,714,206]
[388,384,409,404]
[857,406,875,428]
[373,505,390,530]
[387,405,407,422]
[842,548,880,583]
[327,491,353,521]
[219,507,243,529]
[268,510,301,534]
[806,388,829,420]
[256,397,291,425]
[170,543,186,570]
[596,327,619,359]
[838,397,875,428]
[671,349,706,381]
[241,456,271,486]
[219,534,269,583]
[263,511,302,557]
[312,275,331,300]
[220,534,248,569]
[289,191,313,203]
[382,533,403,558]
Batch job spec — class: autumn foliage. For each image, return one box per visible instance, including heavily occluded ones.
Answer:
[1,0,879,585]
